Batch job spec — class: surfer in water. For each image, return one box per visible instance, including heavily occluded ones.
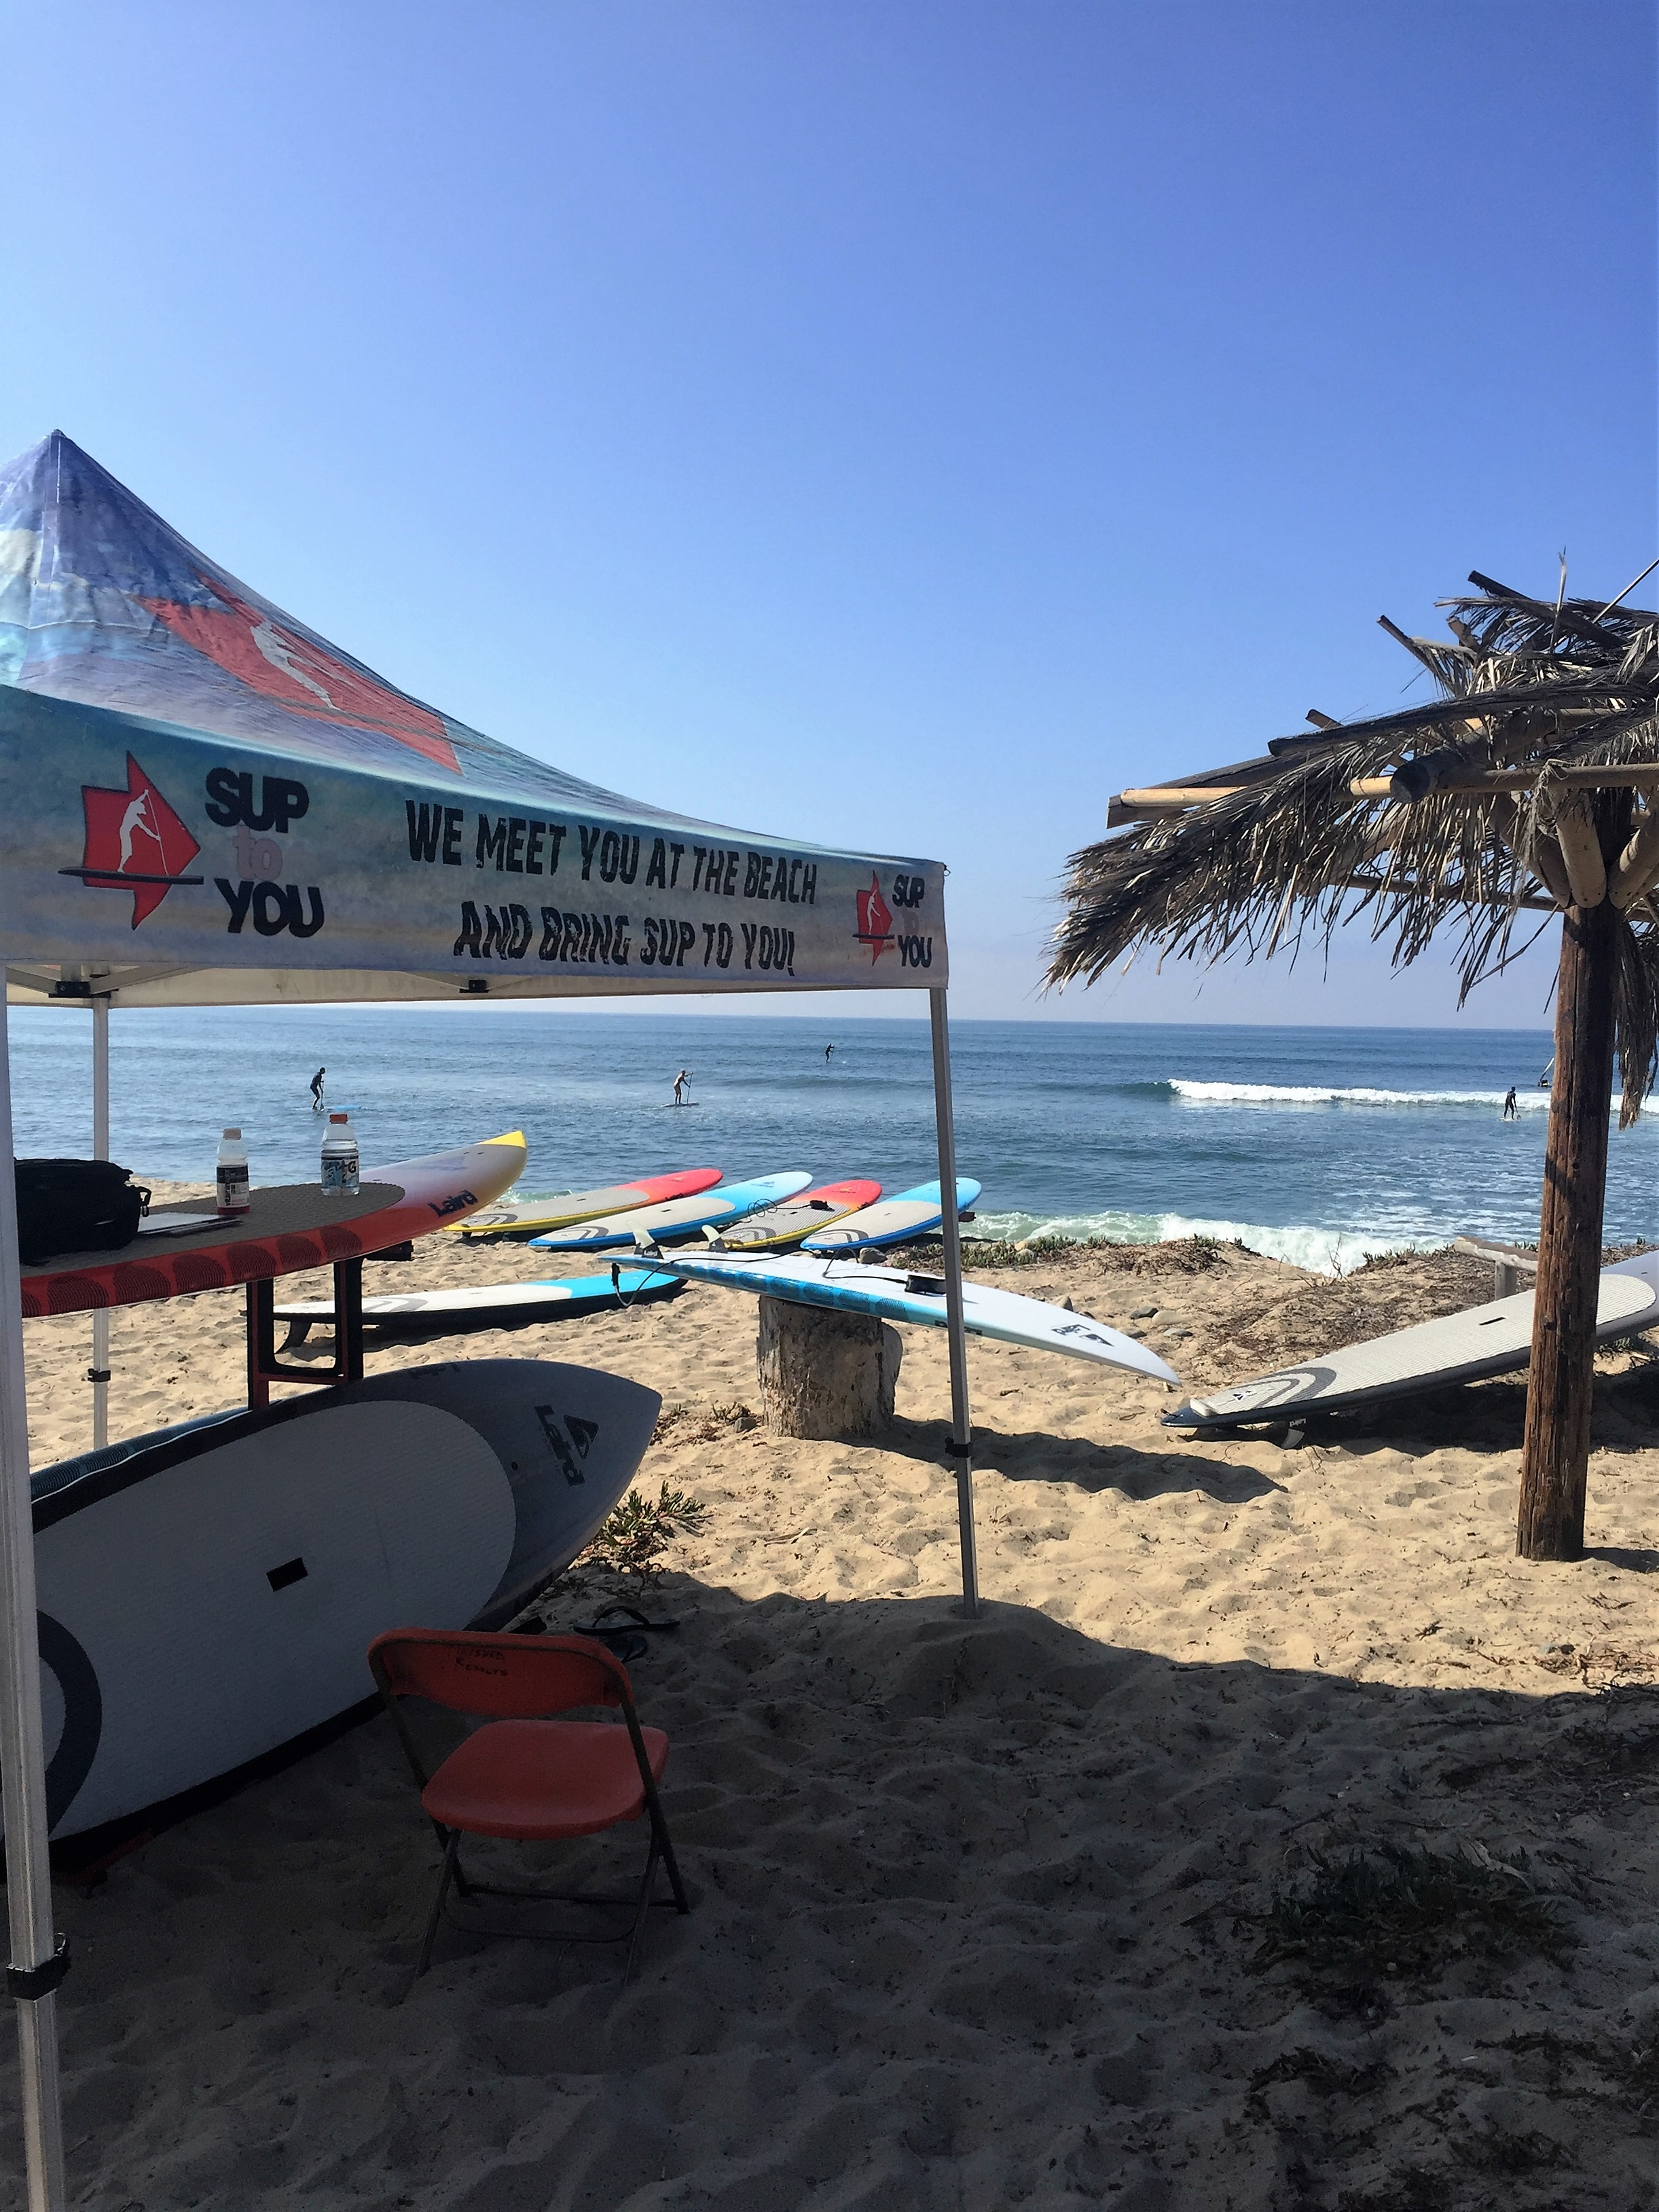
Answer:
[310,1066,327,1110]
[672,1068,691,1106]
[1502,1085,1518,1121]
[825,1043,833,1062]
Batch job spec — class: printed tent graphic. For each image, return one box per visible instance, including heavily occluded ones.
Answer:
[0,432,947,1005]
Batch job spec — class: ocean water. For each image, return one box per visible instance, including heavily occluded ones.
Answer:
[7,1009,1647,1274]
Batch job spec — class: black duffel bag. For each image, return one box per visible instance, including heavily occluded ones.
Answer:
[14,1160,151,1267]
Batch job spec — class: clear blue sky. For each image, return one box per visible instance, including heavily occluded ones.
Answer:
[8,1,1655,1024]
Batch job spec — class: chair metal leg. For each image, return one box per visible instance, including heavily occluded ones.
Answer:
[412,1829,461,1992]
[654,1806,690,1915]
[625,1830,663,1984]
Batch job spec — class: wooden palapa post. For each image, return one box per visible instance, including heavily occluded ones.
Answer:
[1516,791,1628,1561]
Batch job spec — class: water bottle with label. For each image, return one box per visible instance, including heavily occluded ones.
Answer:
[216,1127,250,1215]
[321,1112,361,1198]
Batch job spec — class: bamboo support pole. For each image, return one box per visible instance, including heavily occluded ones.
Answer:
[1516,791,1629,1561]
[1118,765,1659,822]
[1552,803,1608,907]
[1352,765,1659,799]
[1528,833,1574,910]
[1609,805,1659,910]
[1114,786,1250,812]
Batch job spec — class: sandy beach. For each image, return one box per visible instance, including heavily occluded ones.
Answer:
[7,1205,1659,2210]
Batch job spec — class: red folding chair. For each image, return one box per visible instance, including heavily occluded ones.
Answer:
[367,1628,689,1987]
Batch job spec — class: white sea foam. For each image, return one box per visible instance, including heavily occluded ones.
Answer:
[1165,1079,1551,1112]
[970,1209,1436,1277]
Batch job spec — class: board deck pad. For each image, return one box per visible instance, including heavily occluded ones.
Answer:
[801,1178,982,1252]
[454,1168,723,1239]
[1167,1253,1659,1428]
[711,1178,883,1252]
[530,1171,814,1252]
[656,1250,1179,1381]
[273,1269,683,1335]
[24,1357,659,1840]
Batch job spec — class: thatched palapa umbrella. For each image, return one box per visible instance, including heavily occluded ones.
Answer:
[1047,565,1659,1563]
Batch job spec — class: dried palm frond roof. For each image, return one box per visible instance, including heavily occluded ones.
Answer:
[1047,569,1659,1121]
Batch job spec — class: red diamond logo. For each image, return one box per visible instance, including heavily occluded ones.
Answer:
[855,873,893,963]
[79,755,202,927]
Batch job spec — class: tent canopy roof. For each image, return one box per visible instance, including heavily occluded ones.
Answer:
[1,435,946,1006]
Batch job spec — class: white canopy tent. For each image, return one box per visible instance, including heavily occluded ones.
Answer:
[0,433,977,2209]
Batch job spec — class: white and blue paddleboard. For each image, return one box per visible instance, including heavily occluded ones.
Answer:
[530,1172,814,1253]
[800,1179,982,1252]
[24,1358,659,1842]
[273,1269,682,1342]
[655,1251,1178,1381]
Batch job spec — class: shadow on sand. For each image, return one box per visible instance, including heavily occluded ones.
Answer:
[12,1583,1658,2211]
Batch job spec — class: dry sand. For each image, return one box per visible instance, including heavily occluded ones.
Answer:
[7,1205,1659,2210]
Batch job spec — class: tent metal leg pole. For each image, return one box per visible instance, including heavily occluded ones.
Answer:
[90,997,109,1451]
[0,995,70,2211]
[928,986,979,1618]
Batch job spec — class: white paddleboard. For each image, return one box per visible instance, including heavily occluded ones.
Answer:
[27,1358,659,1841]
[273,1269,682,1338]
[453,1169,723,1240]
[801,1178,982,1252]
[531,1171,813,1252]
[1168,1251,1659,1429]
[655,1251,1179,1381]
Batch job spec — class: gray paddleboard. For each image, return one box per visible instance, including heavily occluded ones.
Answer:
[26,1358,659,1839]
[1167,1252,1659,1430]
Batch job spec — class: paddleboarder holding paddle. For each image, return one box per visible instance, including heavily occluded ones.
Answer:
[310,1066,327,1110]
[672,1068,691,1106]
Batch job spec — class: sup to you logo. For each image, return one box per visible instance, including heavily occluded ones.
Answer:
[70,754,203,927]
[855,873,894,962]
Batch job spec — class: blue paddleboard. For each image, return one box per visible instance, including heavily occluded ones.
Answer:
[530,1172,814,1252]
[800,1178,981,1252]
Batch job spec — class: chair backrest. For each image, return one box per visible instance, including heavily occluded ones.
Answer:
[368,1629,630,1719]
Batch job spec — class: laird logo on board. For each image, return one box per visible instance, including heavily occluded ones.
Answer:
[534,1404,600,1486]
[427,1189,479,1218]
[70,755,204,928]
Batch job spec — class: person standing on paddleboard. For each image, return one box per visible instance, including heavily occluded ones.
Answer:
[672,1068,691,1106]
[310,1066,327,1110]
[1503,1085,1518,1120]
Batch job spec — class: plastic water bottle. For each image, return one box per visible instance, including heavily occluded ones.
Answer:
[321,1112,360,1198]
[216,1128,250,1215]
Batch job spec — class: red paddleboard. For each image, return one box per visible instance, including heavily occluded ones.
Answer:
[21,1133,526,1318]
[454,1167,723,1240]
[711,1178,883,1252]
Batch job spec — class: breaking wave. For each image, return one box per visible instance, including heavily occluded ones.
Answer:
[1163,1079,1550,1112]
[969,1209,1437,1277]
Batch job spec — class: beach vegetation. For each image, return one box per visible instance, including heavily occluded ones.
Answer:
[1246,1841,1574,1980]
[578,1480,710,1581]
[895,1231,1236,1273]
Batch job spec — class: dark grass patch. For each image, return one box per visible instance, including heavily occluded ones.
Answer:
[1332,2173,1453,2212]
[1243,1842,1575,1980]
[1249,2045,1394,2100]
[894,1232,1238,1273]
[1450,2121,1571,2174]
